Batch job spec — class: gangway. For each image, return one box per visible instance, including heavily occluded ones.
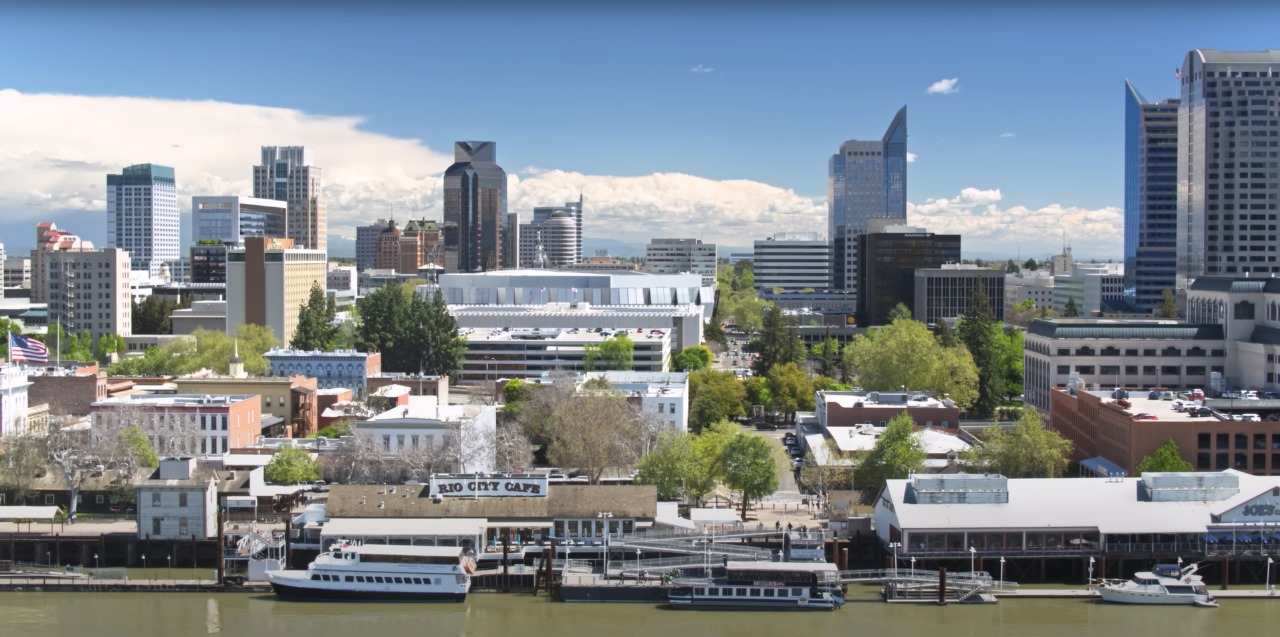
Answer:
[840,568,1018,604]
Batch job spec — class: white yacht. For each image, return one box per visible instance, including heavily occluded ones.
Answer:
[668,562,845,611]
[1094,563,1217,607]
[267,542,475,602]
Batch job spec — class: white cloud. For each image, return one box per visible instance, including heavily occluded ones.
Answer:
[999,132,1015,138]
[689,65,715,74]
[906,152,918,163]
[0,88,452,232]
[926,78,960,95]
[908,187,1121,257]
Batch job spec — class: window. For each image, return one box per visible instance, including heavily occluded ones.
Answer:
[1076,366,1095,375]
[45,494,55,505]
[345,576,354,582]
[1124,366,1138,375]
[152,492,161,506]
[1218,433,1230,449]
[1198,433,1211,449]
[1197,452,1211,470]
[1143,366,1157,375]
[96,495,105,504]
[152,517,162,535]
[1057,366,1070,374]
[178,517,188,536]
[179,493,188,507]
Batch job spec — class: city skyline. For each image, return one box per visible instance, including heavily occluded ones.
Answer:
[2,4,1278,259]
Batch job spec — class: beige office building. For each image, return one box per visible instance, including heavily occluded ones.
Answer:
[226,237,326,345]
[45,248,132,345]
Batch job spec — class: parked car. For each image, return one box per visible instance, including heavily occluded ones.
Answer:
[1148,390,1162,400]
[1111,389,1130,400]
[1160,392,1176,400]
[109,505,136,514]
[1132,413,1159,421]
[755,422,778,431]
[1234,413,1261,422]
[1113,399,1132,409]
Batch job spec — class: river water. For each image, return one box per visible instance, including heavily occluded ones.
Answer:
[0,589,1274,637]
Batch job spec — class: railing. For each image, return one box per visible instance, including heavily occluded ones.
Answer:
[1104,542,1207,555]
[840,568,994,584]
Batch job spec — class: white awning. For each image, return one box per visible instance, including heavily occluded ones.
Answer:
[321,517,487,538]
[0,506,62,521]
[487,520,554,528]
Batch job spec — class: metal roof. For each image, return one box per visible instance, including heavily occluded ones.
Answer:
[1249,325,1280,346]
[320,518,487,539]
[1188,277,1280,294]
[1193,49,1280,65]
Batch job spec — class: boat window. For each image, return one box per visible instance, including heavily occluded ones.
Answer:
[793,588,803,597]
[764,589,775,597]
[361,554,461,565]
[399,577,408,584]
[778,589,789,597]
[311,574,321,581]
[750,589,762,597]
[375,577,385,583]
[345,576,354,582]
[1165,585,1196,595]
[708,588,718,596]
[697,588,706,596]
[737,588,747,596]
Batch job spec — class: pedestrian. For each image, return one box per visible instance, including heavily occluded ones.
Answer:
[787,522,793,532]
[640,569,648,584]
[775,521,781,532]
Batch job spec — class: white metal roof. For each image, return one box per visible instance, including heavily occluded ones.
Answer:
[335,543,467,558]
[0,506,62,521]
[827,425,969,455]
[724,561,838,572]
[320,517,487,538]
[655,501,695,530]
[690,508,740,525]
[882,470,1280,535]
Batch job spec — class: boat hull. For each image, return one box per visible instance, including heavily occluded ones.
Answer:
[667,596,842,611]
[269,580,467,603]
[1096,587,1212,606]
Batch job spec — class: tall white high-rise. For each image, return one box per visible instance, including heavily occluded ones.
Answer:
[106,164,180,276]
[253,146,325,253]
[1177,49,1280,286]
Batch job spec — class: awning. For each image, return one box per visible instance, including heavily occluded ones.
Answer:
[487,520,554,528]
[1080,456,1128,478]
[0,506,62,521]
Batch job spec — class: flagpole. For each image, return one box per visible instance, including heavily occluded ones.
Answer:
[56,321,60,369]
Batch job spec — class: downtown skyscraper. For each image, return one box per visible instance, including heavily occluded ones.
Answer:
[443,141,507,272]
[1177,49,1280,287]
[828,107,908,299]
[1123,81,1179,311]
[106,163,180,276]
[253,146,326,253]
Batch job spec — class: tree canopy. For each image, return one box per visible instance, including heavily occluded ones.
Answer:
[358,285,467,376]
[634,421,762,509]
[671,345,713,372]
[1158,289,1179,319]
[688,369,746,433]
[842,316,978,409]
[751,305,805,376]
[109,325,278,376]
[265,447,321,485]
[958,282,1005,416]
[584,333,635,371]
[1063,297,1080,318]
[1136,437,1193,473]
[721,434,778,520]
[766,362,814,422]
[131,294,192,335]
[291,282,338,351]
[854,412,924,495]
[961,410,1073,478]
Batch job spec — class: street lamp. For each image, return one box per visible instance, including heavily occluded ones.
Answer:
[597,512,613,580]
[999,557,1006,587]
[1088,557,1095,584]
[168,555,172,582]
[888,542,901,577]
[1268,557,1274,595]
[94,553,99,571]
[969,546,976,574]
[46,551,51,567]
[910,557,916,578]
[636,549,642,580]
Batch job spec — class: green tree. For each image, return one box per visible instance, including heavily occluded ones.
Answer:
[1158,289,1179,319]
[854,412,924,495]
[961,410,1072,478]
[95,333,126,363]
[119,424,159,469]
[958,282,1005,416]
[743,375,773,414]
[999,327,1024,400]
[702,320,728,348]
[0,319,23,360]
[842,316,979,409]
[0,433,46,505]
[671,345,713,372]
[1063,297,1080,318]
[314,422,354,439]
[635,430,697,501]
[62,330,94,362]
[131,294,191,335]
[933,320,959,347]
[291,282,338,351]
[751,305,805,376]
[1005,259,1020,273]
[887,303,914,323]
[1022,257,1039,271]
[766,362,814,423]
[110,325,277,376]
[688,369,747,433]
[585,333,634,371]
[1136,437,1194,473]
[721,434,778,521]
[264,447,321,485]
[812,333,841,379]
[357,283,414,371]
[409,290,468,378]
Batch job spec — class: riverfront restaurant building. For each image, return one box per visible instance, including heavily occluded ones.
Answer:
[292,475,657,557]
[874,470,1280,580]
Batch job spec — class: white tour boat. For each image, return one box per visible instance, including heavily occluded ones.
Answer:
[1094,563,1218,607]
[668,561,845,611]
[267,542,476,602]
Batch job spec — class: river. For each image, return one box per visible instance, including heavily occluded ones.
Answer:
[0,589,1274,637]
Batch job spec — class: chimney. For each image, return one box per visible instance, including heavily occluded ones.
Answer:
[159,456,196,480]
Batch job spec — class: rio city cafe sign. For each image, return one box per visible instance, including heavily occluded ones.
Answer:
[430,474,549,498]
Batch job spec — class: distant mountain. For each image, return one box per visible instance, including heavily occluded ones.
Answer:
[581,237,647,259]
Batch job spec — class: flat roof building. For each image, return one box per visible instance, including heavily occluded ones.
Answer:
[226,237,326,345]
[752,233,830,293]
[913,264,1005,325]
[460,326,670,383]
[91,393,263,458]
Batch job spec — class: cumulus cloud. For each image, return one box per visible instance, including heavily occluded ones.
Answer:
[999,132,1015,138]
[926,78,960,95]
[908,187,1121,257]
[906,153,918,163]
[0,88,452,235]
[689,65,715,73]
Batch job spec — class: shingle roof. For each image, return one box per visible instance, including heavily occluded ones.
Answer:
[327,484,657,520]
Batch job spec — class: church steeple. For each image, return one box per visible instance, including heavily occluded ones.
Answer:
[229,339,246,379]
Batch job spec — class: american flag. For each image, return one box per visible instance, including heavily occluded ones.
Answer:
[1175,68,1182,81]
[8,333,49,364]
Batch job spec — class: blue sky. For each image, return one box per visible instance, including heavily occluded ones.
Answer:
[2,3,1278,258]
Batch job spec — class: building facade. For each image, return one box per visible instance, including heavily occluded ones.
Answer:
[0,365,30,436]
[191,196,287,245]
[136,457,219,540]
[436,270,714,323]
[253,146,325,252]
[1124,82,1179,312]
[1177,49,1280,287]
[519,210,579,269]
[174,375,319,439]
[531,197,584,265]
[45,248,132,345]
[642,238,717,287]
[579,371,689,433]
[752,233,830,293]
[858,227,961,327]
[451,302,703,353]
[31,222,94,305]
[829,106,908,297]
[106,164,179,277]
[443,141,507,273]
[189,243,230,284]
[1023,318,1226,412]
[91,393,263,457]
[460,327,670,383]
[4,257,29,290]
[264,349,382,394]
[356,219,391,271]
[1052,263,1126,316]
[225,237,327,345]
[913,265,1005,325]
[1005,270,1055,315]
[1185,277,1280,390]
